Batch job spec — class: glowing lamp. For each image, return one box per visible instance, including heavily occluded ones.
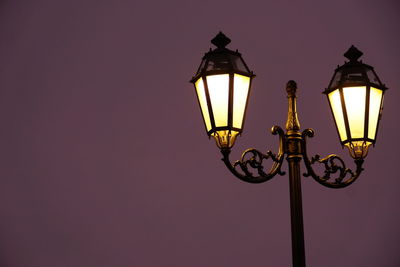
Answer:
[324,45,387,159]
[190,32,255,148]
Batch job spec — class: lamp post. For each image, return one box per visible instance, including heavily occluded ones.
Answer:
[190,32,387,267]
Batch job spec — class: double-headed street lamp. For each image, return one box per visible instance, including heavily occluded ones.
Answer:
[190,32,387,267]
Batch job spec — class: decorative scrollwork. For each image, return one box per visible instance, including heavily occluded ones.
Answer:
[234,148,285,177]
[220,126,286,184]
[301,128,364,188]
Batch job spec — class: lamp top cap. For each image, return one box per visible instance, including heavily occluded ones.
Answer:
[286,80,297,96]
[344,45,363,62]
[211,32,231,48]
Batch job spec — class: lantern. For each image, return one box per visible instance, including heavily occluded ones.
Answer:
[190,32,255,149]
[324,45,387,159]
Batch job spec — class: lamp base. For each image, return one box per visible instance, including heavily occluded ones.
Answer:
[212,130,239,149]
[345,141,371,159]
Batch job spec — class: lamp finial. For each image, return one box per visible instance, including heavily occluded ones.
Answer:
[344,45,363,62]
[211,32,231,49]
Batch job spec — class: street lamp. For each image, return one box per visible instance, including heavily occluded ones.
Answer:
[190,32,255,149]
[325,45,386,159]
[190,32,387,267]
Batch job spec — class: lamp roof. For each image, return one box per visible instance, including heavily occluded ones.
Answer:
[190,32,254,83]
[325,46,387,93]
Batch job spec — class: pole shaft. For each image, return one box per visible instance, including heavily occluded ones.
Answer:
[285,81,306,267]
[288,157,306,267]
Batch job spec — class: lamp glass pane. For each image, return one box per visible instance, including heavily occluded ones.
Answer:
[343,86,366,139]
[207,74,229,127]
[328,89,347,141]
[233,74,250,129]
[195,78,212,131]
[368,87,383,140]
[366,69,381,85]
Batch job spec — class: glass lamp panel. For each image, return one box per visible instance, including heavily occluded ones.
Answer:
[233,74,250,129]
[366,69,381,85]
[329,71,342,89]
[206,74,230,127]
[206,54,232,71]
[343,86,366,139]
[230,55,248,72]
[195,78,212,132]
[368,87,383,140]
[328,89,347,141]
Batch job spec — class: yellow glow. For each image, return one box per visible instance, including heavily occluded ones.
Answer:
[233,74,250,129]
[207,74,229,127]
[368,87,383,140]
[343,86,366,139]
[195,78,212,131]
[328,89,347,141]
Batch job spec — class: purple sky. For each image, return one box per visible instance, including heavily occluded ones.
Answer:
[0,0,399,266]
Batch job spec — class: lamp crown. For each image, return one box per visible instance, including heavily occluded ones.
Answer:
[211,32,231,49]
[344,45,363,62]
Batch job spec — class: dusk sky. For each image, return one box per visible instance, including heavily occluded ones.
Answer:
[0,0,399,266]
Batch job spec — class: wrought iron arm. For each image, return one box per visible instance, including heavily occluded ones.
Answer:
[301,128,364,188]
[221,126,286,184]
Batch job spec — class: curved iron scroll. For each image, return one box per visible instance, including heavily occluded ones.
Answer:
[301,128,364,188]
[221,126,286,184]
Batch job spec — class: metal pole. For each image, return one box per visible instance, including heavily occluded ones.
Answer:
[288,157,306,267]
[285,80,306,267]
